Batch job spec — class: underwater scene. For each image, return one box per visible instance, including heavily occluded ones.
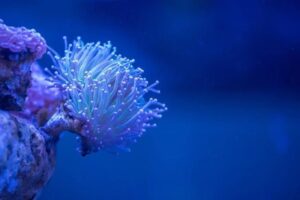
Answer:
[0,0,300,199]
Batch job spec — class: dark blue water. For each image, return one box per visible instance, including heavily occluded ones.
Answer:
[1,1,300,199]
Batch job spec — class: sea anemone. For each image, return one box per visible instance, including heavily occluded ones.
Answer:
[47,37,167,154]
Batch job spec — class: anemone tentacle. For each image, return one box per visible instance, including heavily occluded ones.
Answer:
[48,37,167,154]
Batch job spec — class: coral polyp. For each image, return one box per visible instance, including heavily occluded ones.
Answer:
[47,37,167,154]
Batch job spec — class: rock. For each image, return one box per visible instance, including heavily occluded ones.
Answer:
[0,110,56,200]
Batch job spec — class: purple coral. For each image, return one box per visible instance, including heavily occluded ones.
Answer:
[47,37,167,154]
[0,20,47,111]
[0,21,55,199]
[22,63,62,126]
[0,20,46,60]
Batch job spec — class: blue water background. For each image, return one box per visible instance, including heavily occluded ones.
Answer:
[1,0,300,199]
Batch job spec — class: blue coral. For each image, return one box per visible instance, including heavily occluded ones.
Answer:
[47,37,167,153]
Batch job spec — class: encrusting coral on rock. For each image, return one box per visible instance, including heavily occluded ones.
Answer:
[0,20,46,111]
[0,20,55,200]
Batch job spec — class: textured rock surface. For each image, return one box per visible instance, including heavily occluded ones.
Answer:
[0,111,56,200]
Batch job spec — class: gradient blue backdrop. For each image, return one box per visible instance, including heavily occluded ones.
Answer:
[1,0,300,199]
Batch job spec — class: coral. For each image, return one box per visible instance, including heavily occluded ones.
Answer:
[22,63,62,126]
[0,20,46,60]
[0,20,166,199]
[0,20,47,111]
[0,21,54,199]
[46,37,167,155]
